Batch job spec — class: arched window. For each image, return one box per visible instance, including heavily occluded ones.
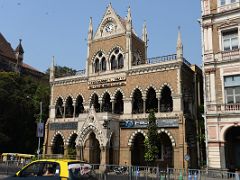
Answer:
[118,54,124,69]
[146,87,158,112]
[160,86,173,112]
[94,52,106,73]
[94,58,99,73]
[111,55,117,70]
[114,91,123,114]
[65,97,74,118]
[52,134,64,154]
[101,57,106,72]
[75,95,84,117]
[90,94,100,112]
[132,89,143,114]
[55,97,64,118]
[110,48,124,70]
[102,92,111,112]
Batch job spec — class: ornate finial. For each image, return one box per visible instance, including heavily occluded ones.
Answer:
[177,26,183,60]
[126,6,132,32]
[142,21,148,44]
[88,17,93,41]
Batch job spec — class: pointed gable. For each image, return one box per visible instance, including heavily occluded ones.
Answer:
[94,4,126,40]
[0,33,16,61]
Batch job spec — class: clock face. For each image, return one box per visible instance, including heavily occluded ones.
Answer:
[105,23,114,33]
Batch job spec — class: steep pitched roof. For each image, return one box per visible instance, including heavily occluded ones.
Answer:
[0,33,16,60]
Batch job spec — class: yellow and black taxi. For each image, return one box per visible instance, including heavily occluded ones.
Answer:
[4,159,98,180]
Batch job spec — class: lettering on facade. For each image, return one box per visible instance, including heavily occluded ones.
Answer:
[49,122,78,130]
[88,77,126,89]
[120,119,179,128]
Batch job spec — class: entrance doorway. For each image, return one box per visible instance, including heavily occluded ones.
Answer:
[225,126,240,170]
[88,132,101,164]
[52,134,64,155]
[131,133,145,166]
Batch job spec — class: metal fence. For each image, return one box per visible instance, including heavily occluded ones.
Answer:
[0,161,239,180]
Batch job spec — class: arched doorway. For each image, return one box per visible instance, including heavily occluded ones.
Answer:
[131,133,145,166]
[52,134,64,155]
[68,134,77,158]
[88,132,101,164]
[156,133,173,168]
[225,126,240,170]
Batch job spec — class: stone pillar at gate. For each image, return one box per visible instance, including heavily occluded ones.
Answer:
[99,146,108,172]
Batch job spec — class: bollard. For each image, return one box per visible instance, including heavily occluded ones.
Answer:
[188,172,192,180]
[194,172,198,180]
[179,170,183,180]
[236,172,240,180]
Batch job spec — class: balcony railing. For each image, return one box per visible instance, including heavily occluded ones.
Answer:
[218,2,240,13]
[213,49,240,63]
[207,103,240,112]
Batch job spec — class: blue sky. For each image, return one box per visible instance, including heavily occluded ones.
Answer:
[0,0,202,72]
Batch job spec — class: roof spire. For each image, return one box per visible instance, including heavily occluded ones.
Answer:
[126,6,132,32]
[142,21,148,45]
[88,17,93,41]
[15,39,24,54]
[50,56,55,82]
[176,26,183,60]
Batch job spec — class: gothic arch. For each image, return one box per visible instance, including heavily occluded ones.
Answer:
[100,89,113,99]
[75,93,85,103]
[128,129,147,146]
[88,91,101,103]
[66,131,78,146]
[64,94,74,102]
[54,96,65,105]
[78,125,104,147]
[145,85,158,94]
[159,83,174,95]
[108,45,124,56]
[91,49,106,62]
[50,131,66,145]
[113,88,125,99]
[157,129,176,147]
[130,86,144,98]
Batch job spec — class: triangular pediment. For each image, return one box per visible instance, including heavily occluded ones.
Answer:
[94,4,126,40]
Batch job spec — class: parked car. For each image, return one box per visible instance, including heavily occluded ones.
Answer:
[3,159,97,180]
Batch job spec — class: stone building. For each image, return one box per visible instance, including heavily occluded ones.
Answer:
[43,4,203,169]
[0,33,44,78]
[201,0,240,170]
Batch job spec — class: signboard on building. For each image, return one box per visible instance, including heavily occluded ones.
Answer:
[120,118,178,128]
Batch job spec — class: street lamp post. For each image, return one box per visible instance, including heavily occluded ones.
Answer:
[37,101,43,159]
[27,96,44,159]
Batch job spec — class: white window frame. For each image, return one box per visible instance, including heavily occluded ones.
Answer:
[219,27,239,52]
[219,0,238,6]
[222,29,239,51]
[225,87,240,104]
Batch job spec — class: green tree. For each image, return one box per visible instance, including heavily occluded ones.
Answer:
[0,72,49,154]
[45,65,77,78]
[144,110,159,164]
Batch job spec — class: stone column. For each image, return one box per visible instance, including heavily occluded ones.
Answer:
[63,101,66,119]
[76,145,83,161]
[158,97,161,112]
[99,98,103,112]
[143,97,146,113]
[100,146,108,172]
[111,98,115,113]
[64,145,68,158]
[73,100,76,118]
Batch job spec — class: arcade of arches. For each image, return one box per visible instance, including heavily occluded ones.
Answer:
[55,86,173,118]
[50,130,175,168]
